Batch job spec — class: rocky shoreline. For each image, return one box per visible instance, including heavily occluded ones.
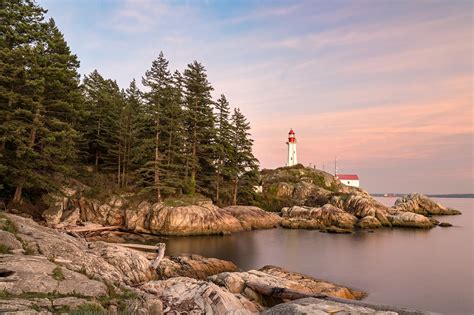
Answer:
[0,213,442,314]
[0,166,460,314]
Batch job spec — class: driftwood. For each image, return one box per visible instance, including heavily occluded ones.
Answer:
[150,243,166,270]
[66,225,122,233]
[246,282,440,315]
[112,243,161,251]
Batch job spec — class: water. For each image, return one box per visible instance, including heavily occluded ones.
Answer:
[162,198,474,315]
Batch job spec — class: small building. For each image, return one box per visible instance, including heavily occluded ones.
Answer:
[336,174,360,187]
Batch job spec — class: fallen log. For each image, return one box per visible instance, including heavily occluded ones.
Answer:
[112,243,161,251]
[246,281,440,315]
[66,225,123,233]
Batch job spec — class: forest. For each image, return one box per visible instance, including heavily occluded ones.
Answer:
[0,0,259,208]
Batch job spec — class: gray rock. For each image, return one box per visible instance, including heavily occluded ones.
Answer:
[140,277,262,314]
[0,255,107,297]
[262,297,397,315]
[0,230,23,251]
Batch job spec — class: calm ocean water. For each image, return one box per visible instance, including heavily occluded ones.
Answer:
[162,198,474,314]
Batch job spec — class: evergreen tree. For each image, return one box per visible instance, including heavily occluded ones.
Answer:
[0,5,82,202]
[81,70,123,173]
[140,51,174,201]
[229,108,259,205]
[214,94,233,205]
[182,61,216,195]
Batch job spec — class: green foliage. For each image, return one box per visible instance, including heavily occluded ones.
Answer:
[52,266,65,281]
[0,216,17,234]
[69,303,105,315]
[0,2,260,207]
[0,244,12,254]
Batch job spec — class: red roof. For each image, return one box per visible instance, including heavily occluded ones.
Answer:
[337,174,359,180]
[289,129,295,135]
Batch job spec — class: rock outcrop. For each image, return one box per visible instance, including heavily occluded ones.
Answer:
[157,254,238,280]
[209,265,366,305]
[140,277,262,314]
[126,202,244,236]
[222,205,282,230]
[262,297,398,315]
[259,165,460,232]
[281,205,357,232]
[393,193,461,215]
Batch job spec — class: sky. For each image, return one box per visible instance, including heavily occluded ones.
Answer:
[39,0,473,194]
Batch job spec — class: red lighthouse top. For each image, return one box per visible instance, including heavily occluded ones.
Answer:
[288,129,296,143]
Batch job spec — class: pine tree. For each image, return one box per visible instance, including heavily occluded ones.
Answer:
[0,8,82,202]
[182,61,216,195]
[140,51,174,202]
[214,94,233,205]
[230,108,259,205]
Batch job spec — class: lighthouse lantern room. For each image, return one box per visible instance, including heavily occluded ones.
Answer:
[286,129,298,166]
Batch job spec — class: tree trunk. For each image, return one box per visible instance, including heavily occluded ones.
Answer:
[232,177,238,205]
[216,174,220,205]
[15,107,40,203]
[191,128,197,194]
[13,185,23,204]
[95,118,101,170]
[155,120,161,203]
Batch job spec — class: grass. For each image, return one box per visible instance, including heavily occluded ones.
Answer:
[0,216,17,234]
[0,244,12,254]
[163,194,209,207]
[52,266,65,281]
[69,303,105,315]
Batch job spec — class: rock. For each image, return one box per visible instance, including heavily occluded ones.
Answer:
[281,204,357,231]
[439,222,453,227]
[222,205,282,230]
[209,266,365,302]
[330,194,392,227]
[140,277,262,314]
[259,266,365,300]
[356,216,382,229]
[0,255,107,297]
[60,207,80,227]
[157,254,238,280]
[262,297,398,315]
[0,230,23,251]
[87,241,156,285]
[42,206,63,227]
[394,193,461,215]
[79,197,125,226]
[4,214,155,285]
[126,203,244,236]
[0,298,52,314]
[388,212,434,229]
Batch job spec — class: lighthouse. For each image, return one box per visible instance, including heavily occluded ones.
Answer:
[286,129,298,166]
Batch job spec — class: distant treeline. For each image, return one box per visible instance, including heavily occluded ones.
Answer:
[371,194,474,198]
[0,0,259,206]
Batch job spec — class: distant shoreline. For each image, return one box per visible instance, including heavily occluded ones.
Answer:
[371,193,474,198]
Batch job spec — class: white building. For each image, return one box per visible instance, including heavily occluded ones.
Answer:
[286,129,298,166]
[336,174,360,187]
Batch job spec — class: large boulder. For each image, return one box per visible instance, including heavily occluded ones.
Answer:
[4,214,155,285]
[393,193,461,215]
[140,277,262,314]
[157,254,238,280]
[388,212,434,229]
[209,266,365,304]
[126,202,244,236]
[262,297,397,315]
[281,204,357,231]
[0,255,107,297]
[222,205,282,230]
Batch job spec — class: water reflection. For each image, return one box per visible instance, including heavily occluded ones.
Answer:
[161,198,473,315]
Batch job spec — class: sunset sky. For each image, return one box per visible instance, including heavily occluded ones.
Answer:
[39,0,473,194]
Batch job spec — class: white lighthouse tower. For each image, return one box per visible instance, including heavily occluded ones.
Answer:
[286,129,298,166]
